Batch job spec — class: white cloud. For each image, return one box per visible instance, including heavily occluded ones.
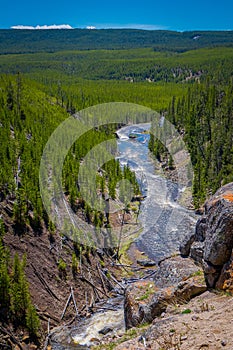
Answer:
[91,23,168,30]
[123,24,168,30]
[86,26,96,30]
[11,25,35,30]
[11,24,73,30]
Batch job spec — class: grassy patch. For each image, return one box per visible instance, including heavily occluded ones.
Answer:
[181,308,192,314]
[136,284,155,301]
[93,325,149,350]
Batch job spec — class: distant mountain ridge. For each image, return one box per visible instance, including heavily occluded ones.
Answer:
[0,29,233,53]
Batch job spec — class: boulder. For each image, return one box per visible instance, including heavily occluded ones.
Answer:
[124,274,206,329]
[204,200,233,266]
[124,256,206,329]
[185,182,233,289]
[139,287,174,324]
[153,256,200,288]
[202,260,223,288]
[124,281,157,329]
[179,215,207,257]
[215,257,233,292]
[202,184,233,287]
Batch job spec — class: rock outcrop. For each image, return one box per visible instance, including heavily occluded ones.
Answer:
[125,182,233,331]
[153,256,201,288]
[124,256,206,329]
[180,182,233,289]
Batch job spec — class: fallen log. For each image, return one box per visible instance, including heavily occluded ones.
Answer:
[96,263,108,295]
[61,292,72,320]
[78,275,108,297]
[71,286,79,319]
[90,305,117,311]
[31,263,60,301]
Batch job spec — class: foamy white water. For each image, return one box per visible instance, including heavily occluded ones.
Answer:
[117,123,197,262]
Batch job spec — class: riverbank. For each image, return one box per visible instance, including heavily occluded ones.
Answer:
[93,182,233,350]
[93,289,233,350]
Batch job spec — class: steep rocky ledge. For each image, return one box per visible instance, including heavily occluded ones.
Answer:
[124,183,233,331]
[180,182,233,291]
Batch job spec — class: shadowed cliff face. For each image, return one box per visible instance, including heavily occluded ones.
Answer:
[180,182,233,290]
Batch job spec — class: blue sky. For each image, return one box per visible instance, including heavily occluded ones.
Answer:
[2,0,233,31]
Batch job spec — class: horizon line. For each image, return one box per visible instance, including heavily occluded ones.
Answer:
[5,28,233,32]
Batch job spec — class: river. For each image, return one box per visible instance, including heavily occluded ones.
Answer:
[49,123,197,349]
[117,123,197,263]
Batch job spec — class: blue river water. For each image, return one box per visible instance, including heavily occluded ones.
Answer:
[117,123,197,263]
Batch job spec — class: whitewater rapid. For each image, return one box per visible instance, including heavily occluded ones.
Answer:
[117,123,197,262]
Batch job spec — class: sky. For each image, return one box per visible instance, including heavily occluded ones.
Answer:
[1,0,233,31]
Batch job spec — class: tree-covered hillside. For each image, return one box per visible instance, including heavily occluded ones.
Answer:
[0,47,232,84]
[149,80,233,207]
[0,29,233,54]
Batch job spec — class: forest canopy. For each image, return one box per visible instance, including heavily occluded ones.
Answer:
[0,29,233,53]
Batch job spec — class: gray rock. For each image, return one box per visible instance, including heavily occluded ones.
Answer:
[153,256,200,288]
[137,259,156,267]
[179,231,195,256]
[98,326,113,335]
[174,277,207,300]
[195,216,207,242]
[221,339,227,346]
[190,242,204,263]
[191,315,199,321]
[203,260,221,288]
[124,280,157,330]
[187,183,233,289]
[202,260,217,274]
[204,270,221,288]
[124,274,206,329]
[139,289,170,323]
[204,200,233,266]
